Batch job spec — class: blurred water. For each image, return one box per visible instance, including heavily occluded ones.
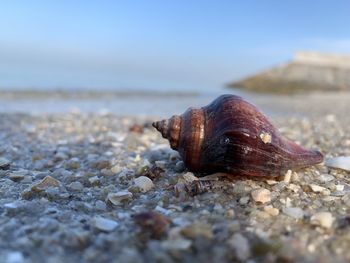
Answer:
[0,86,257,117]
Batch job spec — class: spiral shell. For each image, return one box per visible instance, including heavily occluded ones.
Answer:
[153,94,323,177]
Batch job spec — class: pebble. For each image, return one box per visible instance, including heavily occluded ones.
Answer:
[284,170,292,183]
[251,188,271,203]
[283,207,304,219]
[0,157,10,170]
[31,176,61,192]
[310,212,334,229]
[180,223,213,240]
[161,238,192,251]
[325,156,350,171]
[107,191,133,205]
[318,174,335,183]
[239,196,250,205]
[264,205,279,216]
[67,181,84,191]
[93,217,118,232]
[175,161,185,172]
[309,184,326,192]
[8,172,25,182]
[6,251,24,263]
[133,176,154,193]
[228,233,251,261]
[95,200,107,211]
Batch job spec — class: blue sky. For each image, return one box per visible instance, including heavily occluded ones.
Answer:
[0,0,349,91]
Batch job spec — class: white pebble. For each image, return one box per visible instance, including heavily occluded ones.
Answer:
[134,176,154,193]
[264,205,279,216]
[68,181,84,191]
[309,184,326,193]
[325,156,350,172]
[311,212,334,229]
[107,191,133,205]
[6,251,24,263]
[283,207,304,219]
[228,233,251,260]
[283,170,292,183]
[251,188,271,204]
[93,217,118,232]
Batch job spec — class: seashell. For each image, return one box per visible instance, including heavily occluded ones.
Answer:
[325,156,350,172]
[153,94,323,177]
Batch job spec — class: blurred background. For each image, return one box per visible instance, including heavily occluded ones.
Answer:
[0,0,349,116]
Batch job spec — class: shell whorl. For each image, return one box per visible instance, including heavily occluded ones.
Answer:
[152,115,182,149]
[152,108,206,171]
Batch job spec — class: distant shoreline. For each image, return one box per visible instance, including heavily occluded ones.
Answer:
[0,89,200,100]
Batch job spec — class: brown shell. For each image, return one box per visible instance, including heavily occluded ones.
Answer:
[153,94,324,177]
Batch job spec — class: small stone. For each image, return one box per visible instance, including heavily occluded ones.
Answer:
[107,191,133,205]
[175,161,185,172]
[6,251,24,263]
[111,165,122,174]
[95,200,107,211]
[66,158,81,169]
[251,188,271,204]
[239,196,250,205]
[291,171,299,182]
[264,205,279,216]
[226,208,235,219]
[134,176,154,193]
[336,185,345,191]
[260,132,272,144]
[93,217,118,232]
[161,238,192,251]
[266,180,278,185]
[134,211,171,239]
[318,174,335,183]
[88,176,100,186]
[284,170,292,183]
[8,172,25,182]
[283,207,304,219]
[68,181,84,191]
[0,157,10,170]
[228,233,251,261]
[180,223,213,240]
[311,212,334,229]
[32,176,61,192]
[309,184,327,193]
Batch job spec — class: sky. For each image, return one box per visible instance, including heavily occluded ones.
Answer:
[0,0,349,91]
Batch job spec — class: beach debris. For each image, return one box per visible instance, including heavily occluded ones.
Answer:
[325,156,350,172]
[251,188,271,204]
[107,191,133,205]
[153,94,323,177]
[93,217,118,232]
[140,165,165,180]
[133,176,155,192]
[134,211,171,239]
[0,158,10,170]
[129,123,144,133]
[185,180,216,197]
[310,212,334,229]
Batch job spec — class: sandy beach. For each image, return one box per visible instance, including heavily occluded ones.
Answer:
[0,92,350,263]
